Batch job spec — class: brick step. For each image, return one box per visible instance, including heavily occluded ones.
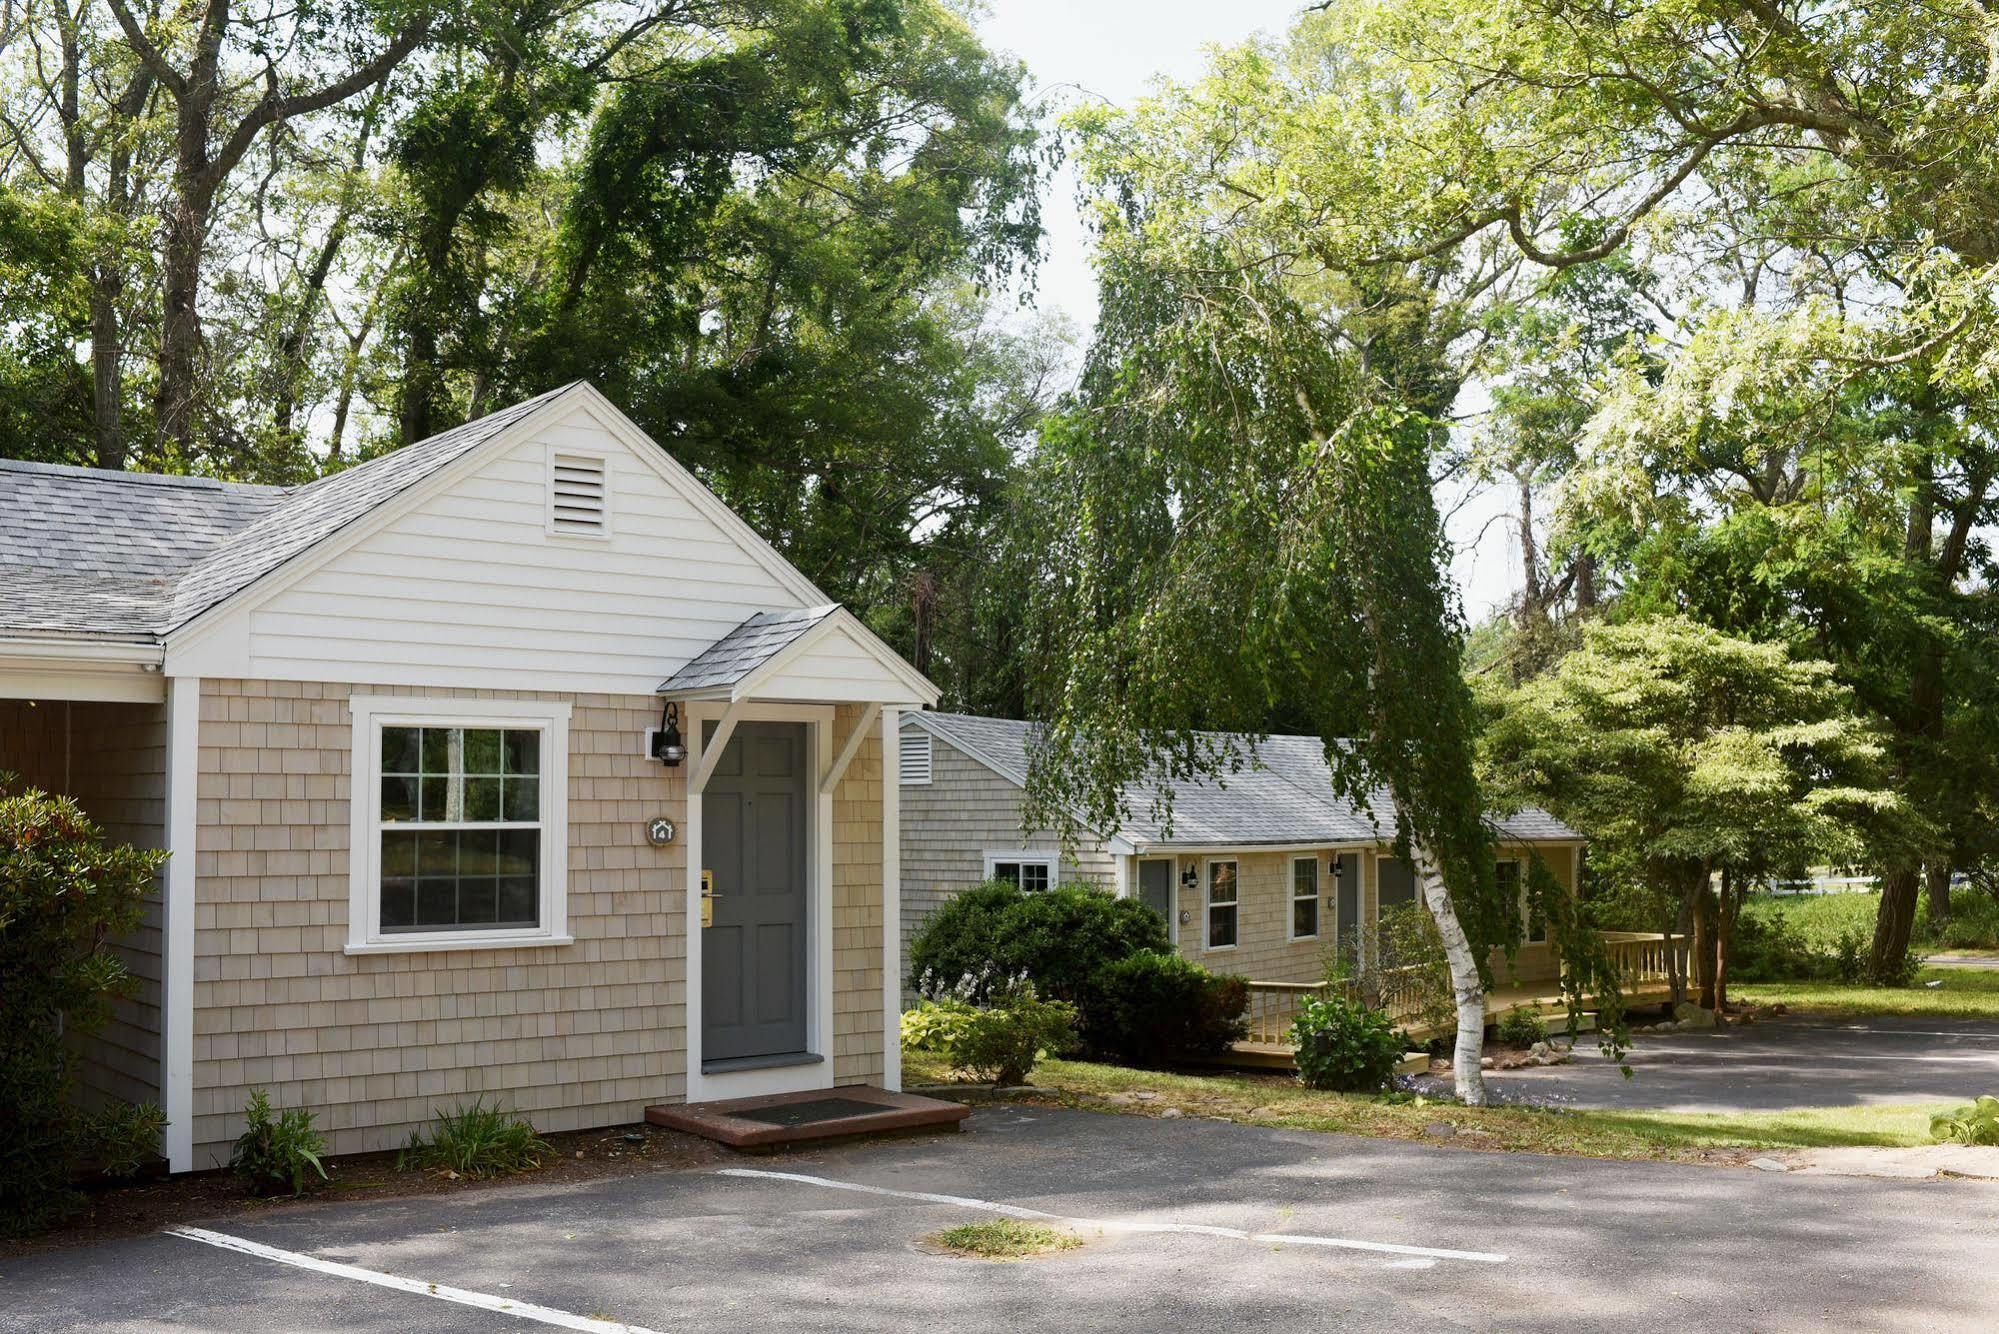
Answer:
[646,1083,970,1149]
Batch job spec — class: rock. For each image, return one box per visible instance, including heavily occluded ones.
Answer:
[1105,1092,1138,1106]
[1424,1121,1456,1140]
[1529,1041,1551,1057]
[1749,1157,1790,1173]
[1134,1091,1159,1102]
[1159,1107,1184,1119]
[1480,1056,1495,1069]
[1674,1002,1718,1030]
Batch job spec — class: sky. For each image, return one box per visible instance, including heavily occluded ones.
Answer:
[972,0,1524,622]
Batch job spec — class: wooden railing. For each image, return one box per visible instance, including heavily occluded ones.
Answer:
[1599,931,1687,990]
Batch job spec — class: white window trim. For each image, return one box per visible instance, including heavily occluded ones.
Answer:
[544,445,612,541]
[1203,858,1239,952]
[983,850,1059,891]
[1289,854,1321,942]
[346,695,573,954]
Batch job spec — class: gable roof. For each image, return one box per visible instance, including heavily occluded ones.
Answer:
[904,711,1579,850]
[658,605,841,694]
[659,603,939,705]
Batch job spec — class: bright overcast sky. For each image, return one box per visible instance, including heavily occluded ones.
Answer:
[974,0,1523,623]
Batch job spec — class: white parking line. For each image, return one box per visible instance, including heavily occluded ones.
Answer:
[166,1226,667,1334]
[715,1167,1508,1265]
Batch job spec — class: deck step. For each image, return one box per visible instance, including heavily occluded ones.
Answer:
[645,1084,970,1150]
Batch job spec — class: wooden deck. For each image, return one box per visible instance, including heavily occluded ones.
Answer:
[1213,932,1684,1071]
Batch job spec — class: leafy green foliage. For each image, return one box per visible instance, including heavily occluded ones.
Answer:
[1092,952,1248,1068]
[938,982,1076,1086]
[1495,1007,1546,1047]
[398,1099,550,1179]
[929,1218,1080,1259]
[907,881,1169,1054]
[0,776,167,1234]
[1289,994,1407,1093]
[1323,902,1457,1045]
[230,1090,328,1198]
[1930,1096,1999,1147]
[899,997,976,1054]
[85,1102,166,1181]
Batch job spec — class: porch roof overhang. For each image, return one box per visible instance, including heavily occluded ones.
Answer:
[656,603,939,707]
[0,635,166,703]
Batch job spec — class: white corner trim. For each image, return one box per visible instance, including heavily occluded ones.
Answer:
[344,695,572,954]
[162,675,200,1173]
[881,706,903,1092]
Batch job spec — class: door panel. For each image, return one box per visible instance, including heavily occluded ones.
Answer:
[1138,859,1174,936]
[702,720,809,1062]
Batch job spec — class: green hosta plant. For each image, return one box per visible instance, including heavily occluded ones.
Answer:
[944,980,1077,1085]
[900,997,976,1054]
[399,1099,550,1179]
[1930,1096,1999,1146]
[230,1090,327,1196]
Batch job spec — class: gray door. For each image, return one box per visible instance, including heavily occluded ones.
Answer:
[1138,859,1175,936]
[702,721,809,1063]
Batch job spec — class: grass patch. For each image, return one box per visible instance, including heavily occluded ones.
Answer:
[1735,967,1999,1021]
[397,1100,550,1179]
[1746,888,1999,952]
[929,1219,1081,1259]
[906,1051,1947,1160]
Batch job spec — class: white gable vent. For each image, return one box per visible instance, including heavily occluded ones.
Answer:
[900,730,933,785]
[547,450,609,536]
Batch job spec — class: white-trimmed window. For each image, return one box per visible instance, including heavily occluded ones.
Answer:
[984,851,1057,893]
[1501,858,1544,944]
[1290,856,1320,941]
[1205,860,1239,949]
[347,697,571,953]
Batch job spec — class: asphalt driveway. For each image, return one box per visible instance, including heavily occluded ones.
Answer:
[1455,1014,1999,1112]
[4,1105,1996,1332]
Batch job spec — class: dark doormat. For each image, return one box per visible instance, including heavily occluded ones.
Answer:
[646,1084,971,1149]
[734,1097,891,1127]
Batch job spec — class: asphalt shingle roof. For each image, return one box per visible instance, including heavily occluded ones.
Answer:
[909,712,1578,849]
[0,383,581,642]
[657,604,840,695]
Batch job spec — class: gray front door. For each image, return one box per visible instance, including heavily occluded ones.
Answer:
[702,721,809,1063]
[1138,859,1174,936]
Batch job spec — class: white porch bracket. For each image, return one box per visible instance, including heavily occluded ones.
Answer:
[818,702,881,797]
[689,698,746,795]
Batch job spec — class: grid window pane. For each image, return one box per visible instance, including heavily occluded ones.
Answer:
[1021,863,1051,892]
[992,862,1021,886]
[378,722,543,934]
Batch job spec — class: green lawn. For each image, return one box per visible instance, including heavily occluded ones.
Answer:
[1746,887,1999,952]
[904,1051,1944,1161]
[1735,966,1999,1020]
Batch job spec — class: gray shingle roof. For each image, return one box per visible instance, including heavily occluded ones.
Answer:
[908,712,1579,848]
[0,383,581,642]
[657,604,839,695]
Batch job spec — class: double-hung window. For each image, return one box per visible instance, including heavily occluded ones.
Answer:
[1290,856,1320,941]
[985,852,1057,893]
[1206,860,1239,949]
[348,697,571,953]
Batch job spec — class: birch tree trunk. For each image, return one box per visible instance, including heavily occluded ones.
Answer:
[1408,832,1487,1105]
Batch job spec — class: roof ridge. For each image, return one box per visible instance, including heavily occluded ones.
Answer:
[0,457,289,494]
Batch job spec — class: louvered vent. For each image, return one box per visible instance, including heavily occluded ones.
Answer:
[549,452,608,535]
[900,731,932,785]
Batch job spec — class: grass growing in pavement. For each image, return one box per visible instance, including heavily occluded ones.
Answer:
[929,1219,1081,1259]
[905,1052,1945,1160]
[1734,967,1999,1021]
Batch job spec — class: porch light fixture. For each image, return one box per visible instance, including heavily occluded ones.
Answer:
[653,701,686,766]
[1180,864,1198,889]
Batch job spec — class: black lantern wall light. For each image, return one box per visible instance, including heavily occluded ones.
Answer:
[652,701,686,766]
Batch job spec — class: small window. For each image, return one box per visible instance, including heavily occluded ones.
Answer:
[1206,860,1238,949]
[900,731,933,785]
[547,450,608,536]
[1502,859,1544,943]
[1290,856,1320,941]
[348,697,570,953]
[986,852,1056,892]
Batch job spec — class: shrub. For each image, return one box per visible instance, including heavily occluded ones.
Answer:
[1092,951,1248,1067]
[0,777,167,1234]
[398,1099,549,1179]
[1495,1006,1547,1046]
[230,1089,328,1196]
[1289,993,1406,1093]
[1930,1095,1999,1146]
[1322,902,1454,1041]
[901,998,976,1054]
[942,982,1076,1085]
[1930,891,1999,950]
[908,881,1168,1052]
[85,1102,166,1180]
